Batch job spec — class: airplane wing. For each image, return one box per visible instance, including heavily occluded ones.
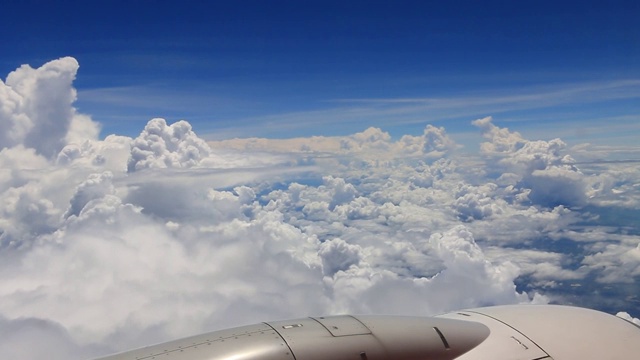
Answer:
[93,304,640,360]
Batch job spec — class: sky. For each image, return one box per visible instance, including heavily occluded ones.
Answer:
[2,0,639,145]
[1,1,640,359]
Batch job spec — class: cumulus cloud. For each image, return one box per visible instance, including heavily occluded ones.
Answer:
[319,238,363,275]
[616,311,640,326]
[208,124,456,164]
[63,172,116,219]
[473,116,593,207]
[340,126,392,151]
[0,57,100,158]
[57,134,131,170]
[127,118,213,172]
[323,225,533,315]
[0,317,103,360]
[1,58,639,360]
[398,124,458,159]
[454,183,507,221]
[582,241,640,283]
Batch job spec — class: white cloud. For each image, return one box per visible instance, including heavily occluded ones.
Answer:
[325,225,531,315]
[454,183,507,221]
[1,57,100,159]
[582,241,640,283]
[483,247,585,283]
[426,226,528,307]
[473,116,593,207]
[616,311,640,326]
[319,238,363,275]
[127,118,212,172]
[0,317,102,360]
[208,124,456,164]
[63,172,116,219]
[57,135,131,171]
[1,58,639,360]
[202,79,640,139]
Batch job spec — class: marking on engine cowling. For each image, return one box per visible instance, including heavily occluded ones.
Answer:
[465,310,551,357]
[283,324,303,329]
[433,327,450,349]
[310,315,372,336]
[131,328,289,360]
[510,336,529,349]
[263,322,299,360]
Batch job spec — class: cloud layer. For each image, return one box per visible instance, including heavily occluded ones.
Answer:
[1,58,639,360]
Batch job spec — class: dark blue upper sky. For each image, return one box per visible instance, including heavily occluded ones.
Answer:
[2,0,638,144]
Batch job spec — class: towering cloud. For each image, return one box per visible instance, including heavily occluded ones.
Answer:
[473,116,590,207]
[0,57,100,158]
[399,124,457,159]
[127,118,212,172]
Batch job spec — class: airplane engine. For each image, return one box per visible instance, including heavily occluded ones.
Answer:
[95,305,640,360]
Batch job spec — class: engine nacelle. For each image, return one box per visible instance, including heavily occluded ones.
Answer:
[95,305,640,360]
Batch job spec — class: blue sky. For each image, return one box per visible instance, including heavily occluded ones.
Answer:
[2,0,639,146]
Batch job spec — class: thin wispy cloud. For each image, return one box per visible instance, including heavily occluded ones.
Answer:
[210,79,639,142]
[334,80,640,105]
